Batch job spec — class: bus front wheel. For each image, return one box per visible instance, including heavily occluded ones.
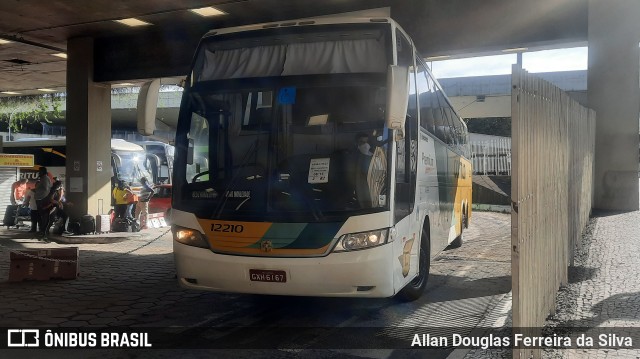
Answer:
[397,228,430,302]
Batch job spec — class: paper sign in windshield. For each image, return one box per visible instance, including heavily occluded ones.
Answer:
[308,158,330,184]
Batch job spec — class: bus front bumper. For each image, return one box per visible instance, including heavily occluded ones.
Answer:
[173,241,396,298]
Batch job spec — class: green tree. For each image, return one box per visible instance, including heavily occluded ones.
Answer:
[465,117,511,137]
[0,94,64,133]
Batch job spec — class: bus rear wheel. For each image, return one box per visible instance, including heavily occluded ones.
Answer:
[450,208,466,248]
[397,228,430,302]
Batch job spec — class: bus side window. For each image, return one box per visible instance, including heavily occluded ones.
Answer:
[434,88,455,145]
[416,58,436,134]
[394,30,417,223]
[186,112,210,183]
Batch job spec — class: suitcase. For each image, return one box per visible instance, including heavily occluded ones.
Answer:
[96,214,110,233]
[79,214,95,235]
[17,206,31,217]
[50,218,66,235]
[68,221,81,235]
[3,205,18,227]
[112,218,132,233]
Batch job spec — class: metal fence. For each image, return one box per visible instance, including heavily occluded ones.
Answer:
[511,66,595,358]
[470,138,512,175]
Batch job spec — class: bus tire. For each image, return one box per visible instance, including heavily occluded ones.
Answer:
[397,227,430,302]
[450,206,466,248]
[463,205,469,229]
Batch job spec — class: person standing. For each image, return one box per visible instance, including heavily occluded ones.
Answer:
[124,183,138,221]
[112,180,129,218]
[23,187,40,233]
[43,180,67,236]
[135,177,154,229]
[34,167,52,236]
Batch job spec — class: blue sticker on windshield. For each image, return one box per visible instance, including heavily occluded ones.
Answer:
[278,87,296,104]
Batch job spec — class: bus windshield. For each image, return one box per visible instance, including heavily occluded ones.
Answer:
[178,77,391,222]
[113,150,153,186]
[176,24,393,222]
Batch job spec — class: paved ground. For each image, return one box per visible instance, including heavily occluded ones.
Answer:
[541,204,640,359]
[0,211,510,358]
[463,182,640,359]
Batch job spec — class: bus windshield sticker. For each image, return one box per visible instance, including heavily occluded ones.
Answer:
[277,87,297,105]
[225,190,251,198]
[308,158,330,184]
[191,190,218,199]
[307,114,328,126]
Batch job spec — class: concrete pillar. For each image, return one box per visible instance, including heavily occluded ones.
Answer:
[588,0,640,211]
[65,37,112,219]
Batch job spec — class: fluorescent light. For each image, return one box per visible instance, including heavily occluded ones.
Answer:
[0,39,11,45]
[426,55,451,61]
[502,47,528,53]
[37,88,56,92]
[190,6,226,17]
[51,53,67,59]
[114,83,134,86]
[114,18,151,27]
[1,91,20,95]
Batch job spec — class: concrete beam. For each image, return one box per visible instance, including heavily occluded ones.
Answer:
[588,0,640,211]
[93,0,589,82]
[66,37,112,218]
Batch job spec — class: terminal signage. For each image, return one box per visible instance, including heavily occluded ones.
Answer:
[0,154,34,167]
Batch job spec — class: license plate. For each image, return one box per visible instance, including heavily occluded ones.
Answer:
[249,269,287,283]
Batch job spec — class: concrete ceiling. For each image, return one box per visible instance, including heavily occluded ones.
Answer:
[0,0,588,97]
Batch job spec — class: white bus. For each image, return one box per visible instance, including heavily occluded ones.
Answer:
[130,140,175,184]
[171,16,472,300]
[5,138,152,187]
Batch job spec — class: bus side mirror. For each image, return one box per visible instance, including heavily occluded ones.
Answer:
[187,139,194,165]
[386,65,409,132]
[137,79,161,136]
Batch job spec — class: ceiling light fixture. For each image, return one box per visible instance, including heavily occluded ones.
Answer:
[37,88,56,92]
[1,91,20,95]
[51,53,67,59]
[0,39,11,45]
[502,47,528,53]
[190,6,226,17]
[114,18,152,27]
[114,83,135,87]
[426,55,451,61]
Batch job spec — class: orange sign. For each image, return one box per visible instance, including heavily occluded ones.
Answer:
[0,154,35,167]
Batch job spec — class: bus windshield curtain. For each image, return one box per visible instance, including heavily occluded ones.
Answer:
[196,38,386,81]
[198,45,286,80]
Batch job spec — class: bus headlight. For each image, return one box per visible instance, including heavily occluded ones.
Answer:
[172,226,209,248]
[333,229,389,252]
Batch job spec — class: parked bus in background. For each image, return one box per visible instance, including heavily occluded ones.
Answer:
[170,16,472,300]
[130,140,175,184]
[109,139,154,187]
[4,138,152,188]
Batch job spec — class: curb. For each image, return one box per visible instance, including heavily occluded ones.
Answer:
[49,232,150,245]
